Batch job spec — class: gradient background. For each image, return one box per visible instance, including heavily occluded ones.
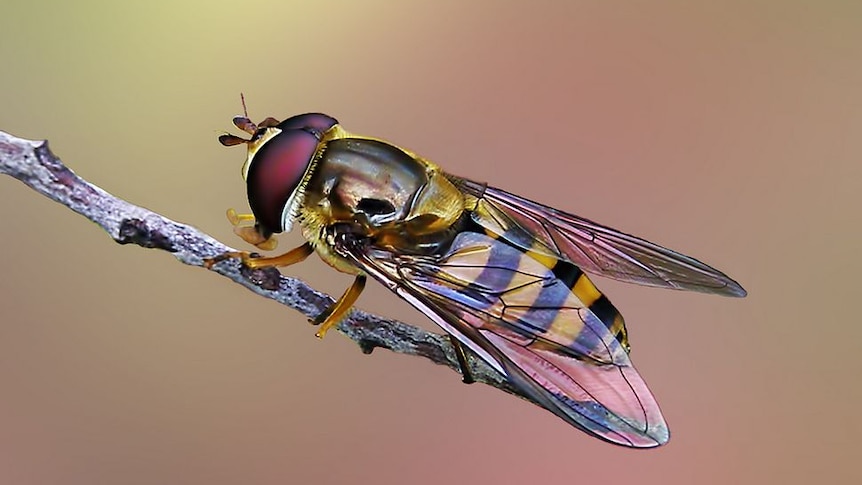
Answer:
[1,1,860,484]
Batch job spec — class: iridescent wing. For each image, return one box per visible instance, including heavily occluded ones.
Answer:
[451,177,746,297]
[335,228,669,448]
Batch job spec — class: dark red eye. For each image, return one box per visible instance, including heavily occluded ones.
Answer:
[277,113,338,137]
[246,129,320,233]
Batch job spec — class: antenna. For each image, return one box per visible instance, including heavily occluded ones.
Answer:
[240,92,249,119]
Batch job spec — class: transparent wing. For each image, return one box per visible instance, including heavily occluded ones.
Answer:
[452,177,746,297]
[338,230,669,448]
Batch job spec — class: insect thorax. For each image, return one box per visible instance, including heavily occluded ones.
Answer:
[299,136,466,266]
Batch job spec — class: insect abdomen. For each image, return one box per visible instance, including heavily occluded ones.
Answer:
[461,214,630,354]
[548,259,630,353]
[414,225,631,364]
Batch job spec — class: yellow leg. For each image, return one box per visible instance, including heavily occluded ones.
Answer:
[242,242,314,269]
[235,227,278,250]
[204,242,313,269]
[227,208,278,250]
[227,208,255,225]
[314,275,367,339]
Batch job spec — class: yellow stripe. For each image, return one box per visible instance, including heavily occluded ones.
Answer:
[573,274,602,307]
[527,248,557,269]
[542,308,583,348]
[521,238,558,269]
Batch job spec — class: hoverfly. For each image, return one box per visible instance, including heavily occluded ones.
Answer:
[210,112,746,448]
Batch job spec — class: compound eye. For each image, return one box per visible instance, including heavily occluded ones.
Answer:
[246,129,320,233]
[278,113,339,137]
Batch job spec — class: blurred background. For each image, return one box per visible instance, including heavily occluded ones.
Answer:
[1,1,860,484]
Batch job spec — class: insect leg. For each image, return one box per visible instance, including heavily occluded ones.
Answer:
[225,208,279,250]
[449,336,476,384]
[231,227,278,250]
[226,208,255,225]
[203,242,313,269]
[241,242,314,269]
[313,274,367,339]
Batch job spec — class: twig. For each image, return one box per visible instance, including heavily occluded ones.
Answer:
[0,130,526,403]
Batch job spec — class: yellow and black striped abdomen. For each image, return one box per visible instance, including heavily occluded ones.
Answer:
[547,257,630,354]
[412,225,632,366]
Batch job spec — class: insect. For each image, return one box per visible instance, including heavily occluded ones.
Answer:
[209,112,746,448]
